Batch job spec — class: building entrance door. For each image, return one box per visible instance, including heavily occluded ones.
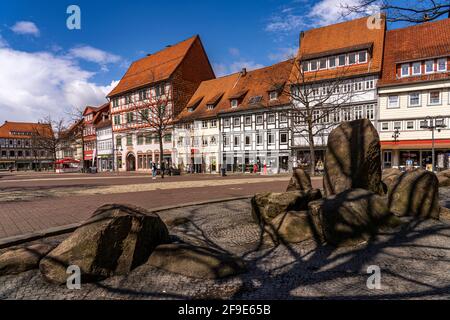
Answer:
[126,153,136,171]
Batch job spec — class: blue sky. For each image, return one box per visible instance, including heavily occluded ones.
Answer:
[0,0,414,123]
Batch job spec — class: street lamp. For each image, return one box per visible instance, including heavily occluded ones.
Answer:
[420,115,446,172]
[392,128,400,142]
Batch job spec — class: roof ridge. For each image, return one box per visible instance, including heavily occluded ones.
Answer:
[387,17,450,34]
[303,14,384,34]
[133,35,198,63]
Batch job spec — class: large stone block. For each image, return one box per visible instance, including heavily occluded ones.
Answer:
[39,204,170,284]
[324,119,384,197]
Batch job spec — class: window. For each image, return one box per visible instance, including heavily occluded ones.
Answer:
[116,136,122,147]
[155,83,165,97]
[280,132,288,144]
[1,151,6,157]
[125,95,132,104]
[126,112,134,123]
[366,105,375,120]
[233,117,240,127]
[268,133,275,145]
[420,120,429,128]
[354,106,363,119]
[202,120,208,129]
[437,58,447,72]
[210,120,217,128]
[394,122,401,130]
[224,118,230,127]
[207,104,215,110]
[126,134,133,146]
[141,109,149,121]
[202,137,208,146]
[310,60,318,71]
[348,53,357,65]
[381,122,389,131]
[429,91,441,105]
[234,135,240,146]
[343,108,352,121]
[245,116,251,125]
[401,64,410,77]
[256,134,263,145]
[9,150,15,157]
[231,99,238,108]
[358,51,367,63]
[412,62,421,75]
[25,150,30,157]
[319,58,327,69]
[338,55,346,66]
[139,89,147,100]
[388,96,399,108]
[114,115,121,125]
[280,113,287,122]
[245,135,251,146]
[223,135,230,146]
[137,134,144,145]
[210,136,217,145]
[407,121,414,130]
[256,115,263,125]
[302,62,309,72]
[366,80,374,89]
[328,56,336,68]
[113,99,119,108]
[18,150,23,157]
[409,92,421,107]
[269,91,278,101]
[267,114,275,124]
[425,60,434,73]
[145,134,152,144]
[164,134,172,143]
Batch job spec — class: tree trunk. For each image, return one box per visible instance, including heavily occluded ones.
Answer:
[159,132,164,179]
[308,123,316,176]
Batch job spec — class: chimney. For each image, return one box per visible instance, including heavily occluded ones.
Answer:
[146,53,152,57]
[423,13,430,21]
[240,68,247,76]
[299,31,305,49]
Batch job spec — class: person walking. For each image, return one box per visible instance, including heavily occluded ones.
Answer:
[152,162,157,179]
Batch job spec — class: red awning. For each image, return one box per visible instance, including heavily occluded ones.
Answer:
[55,158,81,164]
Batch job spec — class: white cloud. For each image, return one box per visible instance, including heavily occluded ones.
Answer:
[228,47,240,57]
[268,47,297,61]
[68,45,121,71]
[0,33,8,48]
[266,0,380,33]
[0,46,116,123]
[213,60,265,77]
[11,21,40,36]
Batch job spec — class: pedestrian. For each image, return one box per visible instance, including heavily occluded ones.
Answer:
[152,162,157,179]
[253,163,258,174]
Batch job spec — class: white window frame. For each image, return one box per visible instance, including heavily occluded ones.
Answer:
[394,121,402,130]
[328,56,336,69]
[388,95,399,108]
[401,63,410,77]
[319,58,327,70]
[348,52,357,65]
[408,92,421,107]
[231,99,238,108]
[338,54,346,66]
[425,60,434,74]
[280,132,288,144]
[381,122,389,131]
[358,51,367,63]
[269,91,278,101]
[268,133,275,145]
[437,58,447,72]
[412,62,421,75]
[267,113,276,124]
[406,121,414,130]
[256,115,264,125]
[429,91,441,105]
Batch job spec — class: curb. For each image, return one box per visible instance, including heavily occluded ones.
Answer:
[0,195,253,250]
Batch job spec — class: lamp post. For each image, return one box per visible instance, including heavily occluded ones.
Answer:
[421,116,446,172]
[114,146,123,172]
[392,128,400,142]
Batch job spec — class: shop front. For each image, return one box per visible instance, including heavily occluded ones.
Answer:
[381,140,450,171]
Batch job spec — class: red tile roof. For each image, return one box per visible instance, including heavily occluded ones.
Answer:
[290,15,386,83]
[176,59,294,122]
[108,35,202,97]
[378,18,450,87]
[0,121,53,139]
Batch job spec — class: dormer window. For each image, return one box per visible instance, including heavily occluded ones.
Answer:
[310,60,318,71]
[348,53,357,65]
[412,62,421,75]
[188,107,194,112]
[328,56,336,68]
[319,58,327,70]
[437,58,447,72]
[231,99,238,108]
[338,55,346,66]
[207,104,214,110]
[401,64,410,77]
[425,60,434,73]
[269,91,278,101]
[358,51,367,63]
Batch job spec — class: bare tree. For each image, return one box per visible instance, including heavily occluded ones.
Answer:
[283,60,364,176]
[128,84,173,178]
[31,116,66,171]
[66,107,86,170]
[341,0,450,23]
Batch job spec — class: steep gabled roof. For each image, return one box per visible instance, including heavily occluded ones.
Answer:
[378,18,450,87]
[290,15,386,83]
[108,35,209,97]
